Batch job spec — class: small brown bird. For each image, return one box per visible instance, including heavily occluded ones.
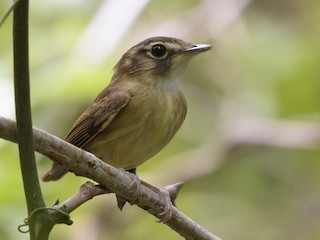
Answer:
[42,36,211,183]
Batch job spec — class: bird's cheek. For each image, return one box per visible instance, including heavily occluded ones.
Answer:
[139,59,157,72]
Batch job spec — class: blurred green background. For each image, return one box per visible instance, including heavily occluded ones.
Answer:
[1,0,320,239]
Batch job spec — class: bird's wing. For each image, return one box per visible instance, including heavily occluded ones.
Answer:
[66,90,131,148]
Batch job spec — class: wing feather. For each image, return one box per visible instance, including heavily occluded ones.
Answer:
[65,91,131,148]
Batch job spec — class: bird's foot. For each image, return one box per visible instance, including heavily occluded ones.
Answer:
[127,171,141,191]
[117,169,141,210]
[140,180,173,222]
[156,188,173,222]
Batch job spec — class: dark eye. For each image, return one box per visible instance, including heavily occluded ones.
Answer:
[151,44,167,58]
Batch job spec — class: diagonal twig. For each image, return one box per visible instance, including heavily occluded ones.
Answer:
[0,0,20,27]
[53,181,184,214]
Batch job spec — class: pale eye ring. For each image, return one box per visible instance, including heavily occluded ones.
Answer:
[151,44,167,58]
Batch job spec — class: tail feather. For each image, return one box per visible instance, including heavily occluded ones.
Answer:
[41,162,68,182]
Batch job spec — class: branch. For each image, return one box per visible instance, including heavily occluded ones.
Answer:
[53,181,184,215]
[227,118,320,149]
[53,182,111,213]
[0,116,221,240]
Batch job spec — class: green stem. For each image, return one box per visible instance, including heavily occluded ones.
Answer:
[13,0,48,239]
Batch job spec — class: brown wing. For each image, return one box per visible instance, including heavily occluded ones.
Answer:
[66,91,131,148]
[41,89,131,182]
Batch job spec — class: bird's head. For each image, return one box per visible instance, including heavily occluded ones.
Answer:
[113,36,212,88]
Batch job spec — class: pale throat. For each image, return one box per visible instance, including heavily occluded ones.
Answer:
[152,62,190,92]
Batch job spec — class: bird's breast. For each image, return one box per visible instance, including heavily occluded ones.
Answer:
[85,87,187,170]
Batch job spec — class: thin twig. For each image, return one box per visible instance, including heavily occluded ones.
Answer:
[53,181,184,215]
[53,182,111,213]
[0,0,20,27]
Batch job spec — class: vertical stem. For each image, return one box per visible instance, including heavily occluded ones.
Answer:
[13,0,47,238]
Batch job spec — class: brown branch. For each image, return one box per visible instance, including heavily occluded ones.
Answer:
[53,181,184,215]
[227,118,320,149]
[53,182,111,213]
[0,116,221,240]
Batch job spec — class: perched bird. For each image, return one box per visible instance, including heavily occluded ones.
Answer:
[42,36,211,220]
[42,36,211,182]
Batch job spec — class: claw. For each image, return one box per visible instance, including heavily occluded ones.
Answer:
[127,172,141,191]
[140,180,173,222]
[157,188,173,222]
[116,170,174,222]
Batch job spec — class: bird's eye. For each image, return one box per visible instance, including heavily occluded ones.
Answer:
[151,44,167,58]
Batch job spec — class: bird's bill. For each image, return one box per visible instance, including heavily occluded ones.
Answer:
[185,44,212,53]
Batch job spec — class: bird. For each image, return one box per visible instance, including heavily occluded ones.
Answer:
[42,36,211,181]
[41,36,211,220]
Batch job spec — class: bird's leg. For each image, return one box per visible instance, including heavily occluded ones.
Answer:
[139,179,173,222]
[127,168,141,190]
[116,168,173,221]
[116,168,139,210]
[126,169,173,221]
